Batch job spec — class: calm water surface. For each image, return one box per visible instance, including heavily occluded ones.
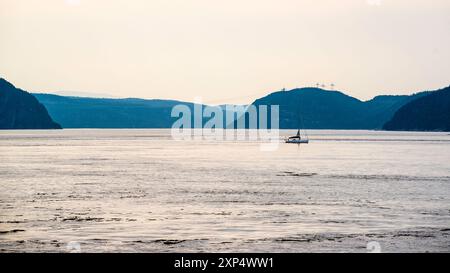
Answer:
[0,129,449,252]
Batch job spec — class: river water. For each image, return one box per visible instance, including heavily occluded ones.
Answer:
[0,129,449,252]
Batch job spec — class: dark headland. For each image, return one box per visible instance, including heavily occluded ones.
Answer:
[0,78,61,129]
[383,86,450,132]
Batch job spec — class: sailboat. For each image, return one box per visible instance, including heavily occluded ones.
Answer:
[285,129,309,144]
[285,99,309,144]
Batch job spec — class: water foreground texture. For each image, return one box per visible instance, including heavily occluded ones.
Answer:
[0,129,449,252]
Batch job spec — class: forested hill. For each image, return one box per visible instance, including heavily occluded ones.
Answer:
[0,78,61,129]
[251,88,427,129]
[383,86,450,132]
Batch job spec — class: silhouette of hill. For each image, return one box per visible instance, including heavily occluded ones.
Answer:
[383,86,450,131]
[31,85,441,130]
[0,78,61,129]
[251,88,427,129]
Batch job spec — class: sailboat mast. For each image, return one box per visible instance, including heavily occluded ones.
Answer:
[296,93,308,141]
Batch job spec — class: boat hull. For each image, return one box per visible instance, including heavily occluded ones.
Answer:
[285,139,309,144]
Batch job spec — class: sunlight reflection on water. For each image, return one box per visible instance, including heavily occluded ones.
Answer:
[0,129,449,252]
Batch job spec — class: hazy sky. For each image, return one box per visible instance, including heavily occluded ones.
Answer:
[1,0,449,104]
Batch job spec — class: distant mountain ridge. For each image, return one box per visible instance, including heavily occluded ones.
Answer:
[2,76,446,131]
[33,86,433,130]
[33,93,197,128]
[0,78,61,129]
[383,86,450,131]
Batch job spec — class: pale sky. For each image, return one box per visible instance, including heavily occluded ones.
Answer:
[1,0,449,104]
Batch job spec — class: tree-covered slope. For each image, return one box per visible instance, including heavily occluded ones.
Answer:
[0,78,61,129]
[383,86,450,131]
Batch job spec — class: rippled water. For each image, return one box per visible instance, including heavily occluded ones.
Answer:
[0,129,449,252]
